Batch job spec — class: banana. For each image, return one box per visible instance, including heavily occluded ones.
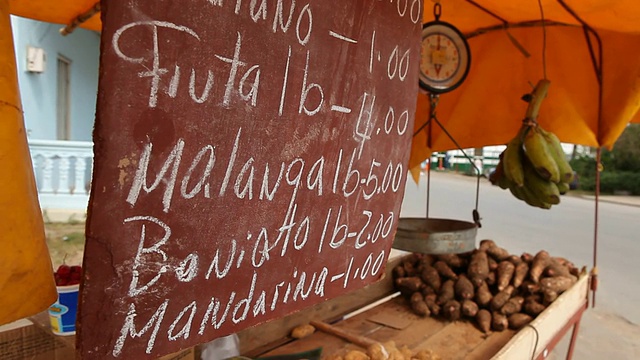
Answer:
[522,187,552,210]
[538,128,574,183]
[502,128,526,187]
[509,181,552,209]
[490,160,510,190]
[523,126,560,183]
[556,181,570,195]
[522,185,553,209]
[522,159,561,205]
[496,171,511,190]
[508,182,525,201]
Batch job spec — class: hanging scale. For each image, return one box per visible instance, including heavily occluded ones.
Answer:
[393,3,481,255]
[419,2,471,94]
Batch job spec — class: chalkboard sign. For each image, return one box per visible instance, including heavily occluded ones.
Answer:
[79,1,422,358]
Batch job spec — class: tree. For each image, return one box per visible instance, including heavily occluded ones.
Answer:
[612,124,640,172]
[569,124,640,195]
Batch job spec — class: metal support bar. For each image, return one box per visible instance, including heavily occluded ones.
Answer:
[565,312,584,360]
[534,300,589,360]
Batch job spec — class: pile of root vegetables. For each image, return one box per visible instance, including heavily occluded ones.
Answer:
[393,239,581,333]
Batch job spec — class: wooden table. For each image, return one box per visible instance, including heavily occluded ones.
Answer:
[242,261,590,360]
[260,295,517,359]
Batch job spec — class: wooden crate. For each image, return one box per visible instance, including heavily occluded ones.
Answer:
[240,255,590,359]
[494,274,589,359]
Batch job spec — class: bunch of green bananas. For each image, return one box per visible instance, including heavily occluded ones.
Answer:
[490,124,574,209]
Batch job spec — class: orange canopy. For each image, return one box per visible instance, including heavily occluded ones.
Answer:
[9,0,101,32]
[1,1,57,325]
[9,1,640,158]
[409,0,640,171]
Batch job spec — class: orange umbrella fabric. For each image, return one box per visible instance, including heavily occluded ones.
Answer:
[409,0,640,172]
[0,0,57,325]
[9,0,101,32]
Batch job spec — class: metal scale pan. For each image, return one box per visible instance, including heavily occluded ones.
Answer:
[392,218,477,255]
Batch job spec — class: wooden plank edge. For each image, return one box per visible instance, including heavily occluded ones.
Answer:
[535,301,587,360]
[492,274,590,359]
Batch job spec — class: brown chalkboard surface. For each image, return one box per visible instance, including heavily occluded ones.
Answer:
[79,1,422,358]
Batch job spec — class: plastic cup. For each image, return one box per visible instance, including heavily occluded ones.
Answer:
[48,284,79,335]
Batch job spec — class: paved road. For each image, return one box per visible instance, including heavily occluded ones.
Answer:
[398,171,640,359]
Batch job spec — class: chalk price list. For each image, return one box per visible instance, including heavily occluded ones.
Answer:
[89,0,423,358]
[113,0,422,322]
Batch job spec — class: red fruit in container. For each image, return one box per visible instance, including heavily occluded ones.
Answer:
[57,264,71,276]
[55,274,68,286]
[54,264,83,286]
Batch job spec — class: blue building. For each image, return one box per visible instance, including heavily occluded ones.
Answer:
[11,15,99,214]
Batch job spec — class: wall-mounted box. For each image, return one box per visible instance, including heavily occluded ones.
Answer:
[26,46,45,73]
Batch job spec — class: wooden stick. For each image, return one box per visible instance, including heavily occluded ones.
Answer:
[309,320,378,349]
[59,2,101,36]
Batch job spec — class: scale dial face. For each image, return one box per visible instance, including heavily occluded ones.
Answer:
[419,21,471,94]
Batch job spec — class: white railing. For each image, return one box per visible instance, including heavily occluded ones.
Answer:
[28,139,93,212]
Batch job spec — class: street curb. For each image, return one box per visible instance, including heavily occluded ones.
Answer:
[576,195,640,209]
